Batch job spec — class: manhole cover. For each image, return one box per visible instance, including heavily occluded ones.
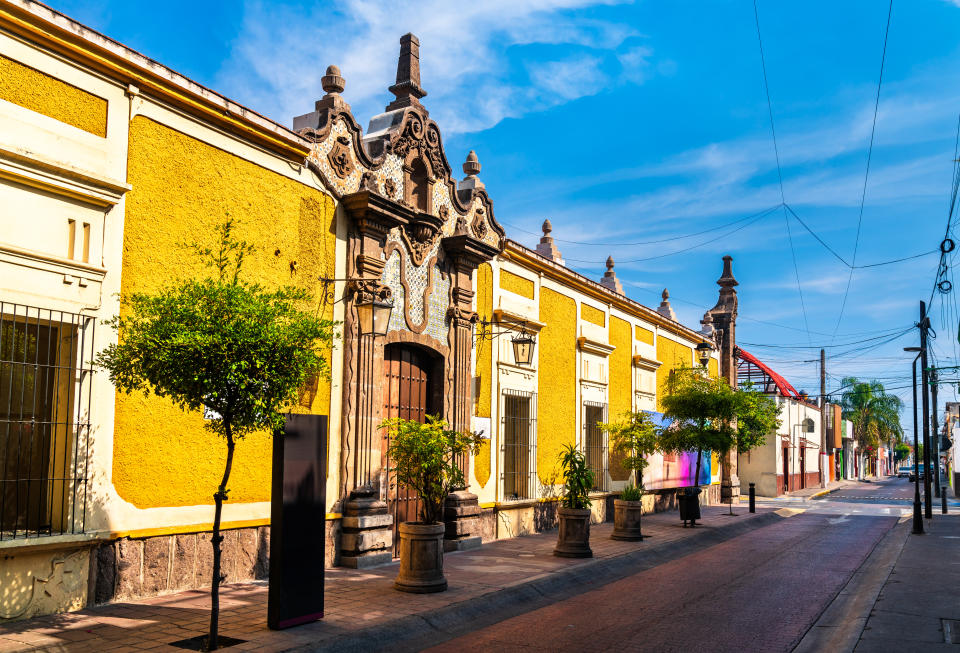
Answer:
[942,619,960,644]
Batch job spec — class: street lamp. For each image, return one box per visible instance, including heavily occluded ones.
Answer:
[696,341,713,369]
[904,345,924,535]
[356,295,394,337]
[511,329,536,365]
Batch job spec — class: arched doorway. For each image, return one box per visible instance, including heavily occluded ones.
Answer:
[382,343,443,554]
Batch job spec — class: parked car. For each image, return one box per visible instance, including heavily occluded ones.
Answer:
[908,464,929,482]
[897,467,910,478]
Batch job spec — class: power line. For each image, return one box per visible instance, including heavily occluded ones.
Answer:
[833,0,894,337]
[499,205,782,247]
[739,326,913,350]
[753,0,810,342]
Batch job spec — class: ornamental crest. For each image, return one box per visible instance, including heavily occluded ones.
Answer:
[327,136,354,178]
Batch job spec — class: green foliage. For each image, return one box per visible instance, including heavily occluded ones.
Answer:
[381,415,482,524]
[734,383,781,454]
[558,443,594,509]
[600,411,660,489]
[97,219,337,439]
[620,482,643,502]
[894,442,911,461]
[839,377,903,450]
[659,366,781,487]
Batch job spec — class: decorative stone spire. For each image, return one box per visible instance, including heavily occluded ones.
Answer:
[292,64,350,131]
[535,219,564,265]
[657,288,677,320]
[460,150,484,191]
[386,33,427,112]
[600,255,624,295]
[717,254,739,290]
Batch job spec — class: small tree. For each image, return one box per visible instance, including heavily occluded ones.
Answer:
[659,366,738,491]
[380,415,481,524]
[558,443,594,509]
[97,221,336,651]
[600,411,660,495]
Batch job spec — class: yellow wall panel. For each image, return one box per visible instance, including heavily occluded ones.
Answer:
[655,335,693,411]
[537,288,577,485]
[0,54,107,137]
[708,357,719,378]
[474,263,493,488]
[608,316,632,481]
[114,116,337,508]
[581,303,605,327]
[635,325,654,345]
[499,269,535,299]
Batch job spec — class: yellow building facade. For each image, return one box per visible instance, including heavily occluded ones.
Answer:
[0,0,737,620]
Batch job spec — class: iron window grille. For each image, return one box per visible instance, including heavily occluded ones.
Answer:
[583,401,608,492]
[501,389,537,501]
[0,302,94,540]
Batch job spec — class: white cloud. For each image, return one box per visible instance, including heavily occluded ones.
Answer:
[217,0,638,134]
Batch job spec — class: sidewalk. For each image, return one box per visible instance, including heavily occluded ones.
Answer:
[0,505,784,653]
[753,478,858,501]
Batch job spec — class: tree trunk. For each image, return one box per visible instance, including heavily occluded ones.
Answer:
[209,426,236,651]
[694,448,703,491]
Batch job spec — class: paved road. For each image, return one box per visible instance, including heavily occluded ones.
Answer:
[424,508,897,653]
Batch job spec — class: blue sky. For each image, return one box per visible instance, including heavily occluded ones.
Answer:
[52,0,960,436]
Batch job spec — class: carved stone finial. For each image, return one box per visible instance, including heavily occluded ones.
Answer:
[387,33,427,111]
[460,150,484,192]
[535,218,564,265]
[600,255,623,295]
[718,255,738,288]
[463,150,481,177]
[322,65,345,95]
[700,310,715,338]
[657,288,677,320]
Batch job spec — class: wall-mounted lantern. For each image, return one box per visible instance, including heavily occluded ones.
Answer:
[696,341,713,368]
[511,329,536,366]
[356,295,394,337]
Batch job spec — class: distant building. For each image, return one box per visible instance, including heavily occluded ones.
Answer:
[736,350,823,496]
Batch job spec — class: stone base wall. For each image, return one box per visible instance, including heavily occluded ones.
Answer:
[0,543,95,622]
[779,473,822,494]
[478,484,721,543]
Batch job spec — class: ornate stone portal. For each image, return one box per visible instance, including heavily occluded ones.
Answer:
[296,34,505,565]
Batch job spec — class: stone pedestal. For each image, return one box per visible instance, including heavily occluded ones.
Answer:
[443,490,482,552]
[339,488,393,568]
[721,474,741,505]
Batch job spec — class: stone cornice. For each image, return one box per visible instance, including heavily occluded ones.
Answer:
[492,309,545,332]
[577,336,615,357]
[632,355,662,372]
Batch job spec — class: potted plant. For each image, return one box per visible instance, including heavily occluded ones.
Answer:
[381,415,480,593]
[553,443,595,558]
[601,411,660,540]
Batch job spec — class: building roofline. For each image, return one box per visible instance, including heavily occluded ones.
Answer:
[1,0,311,160]
[502,239,710,344]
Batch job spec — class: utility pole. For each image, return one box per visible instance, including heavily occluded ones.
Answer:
[820,348,827,488]
[932,369,941,498]
[921,301,933,519]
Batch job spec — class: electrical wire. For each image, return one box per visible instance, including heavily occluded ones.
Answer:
[833,0,894,338]
[753,0,810,342]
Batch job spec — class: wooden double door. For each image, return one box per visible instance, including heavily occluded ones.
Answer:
[382,344,442,555]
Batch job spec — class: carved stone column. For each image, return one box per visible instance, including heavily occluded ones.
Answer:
[338,190,409,568]
[441,234,497,551]
[710,255,740,505]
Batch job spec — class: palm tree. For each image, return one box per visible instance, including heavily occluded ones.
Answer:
[839,377,903,477]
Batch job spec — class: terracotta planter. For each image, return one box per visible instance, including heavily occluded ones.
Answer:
[394,522,447,593]
[610,499,645,541]
[553,506,592,558]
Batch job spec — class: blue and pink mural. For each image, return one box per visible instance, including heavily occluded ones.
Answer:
[640,411,717,490]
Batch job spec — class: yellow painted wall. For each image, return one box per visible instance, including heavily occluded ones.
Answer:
[708,357,719,378]
[114,116,336,508]
[499,269,535,299]
[655,335,693,411]
[537,288,577,485]
[0,54,107,137]
[608,316,633,481]
[474,263,493,488]
[635,325,654,345]
[581,303,605,327]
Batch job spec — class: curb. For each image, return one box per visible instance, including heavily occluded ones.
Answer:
[296,511,785,652]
